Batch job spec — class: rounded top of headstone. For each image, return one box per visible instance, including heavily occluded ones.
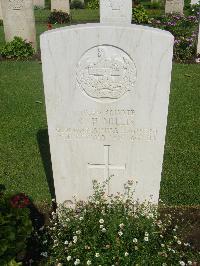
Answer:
[40,24,174,41]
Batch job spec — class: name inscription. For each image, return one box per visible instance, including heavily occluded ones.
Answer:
[55,109,158,142]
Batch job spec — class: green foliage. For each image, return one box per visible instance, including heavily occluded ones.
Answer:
[87,0,99,9]
[7,259,22,266]
[71,0,85,9]
[48,10,70,24]
[133,5,149,24]
[149,1,161,9]
[0,37,35,60]
[187,3,200,15]
[0,191,32,265]
[184,0,192,9]
[40,181,199,265]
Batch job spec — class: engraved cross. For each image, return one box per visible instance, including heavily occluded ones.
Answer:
[88,145,126,194]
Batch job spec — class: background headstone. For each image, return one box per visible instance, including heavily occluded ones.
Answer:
[51,0,70,13]
[165,0,184,15]
[33,0,45,8]
[1,0,37,49]
[197,23,200,55]
[100,0,132,24]
[41,19,174,204]
[191,0,199,4]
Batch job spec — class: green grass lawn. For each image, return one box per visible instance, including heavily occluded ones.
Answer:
[0,9,199,207]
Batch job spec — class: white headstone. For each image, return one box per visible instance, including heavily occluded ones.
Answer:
[197,23,200,55]
[165,0,184,15]
[191,0,199,4]
[1,0,36,49]
[41,1,174,204]
[100,0,132,24]
[33,0,45,8]
[51,0,70,13]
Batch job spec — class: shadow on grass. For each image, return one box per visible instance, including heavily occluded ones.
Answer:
[37,129,55,200]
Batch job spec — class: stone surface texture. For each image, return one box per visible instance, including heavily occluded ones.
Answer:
[197,23,200,55]
[41,24,174,204]
[100,0,132,24]
[165,0,184,14]
[33,0,45,8]
[51,0,70,13]
[0,1,2,20]
[1,0,36,49]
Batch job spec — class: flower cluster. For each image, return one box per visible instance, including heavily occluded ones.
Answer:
[10,193,30,208]
[39,180,200,265]
[149,13,199,62]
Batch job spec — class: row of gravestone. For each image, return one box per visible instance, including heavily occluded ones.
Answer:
[0,0,200,20]
[0,0,72,50]
[0,0,199,51]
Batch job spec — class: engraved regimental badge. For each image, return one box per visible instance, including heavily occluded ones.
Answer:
[76,45,137,103]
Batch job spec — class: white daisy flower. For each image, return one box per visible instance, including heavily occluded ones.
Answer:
[73,236,78,243]
[95,253,100,257]
[99,219,104,224]
[144,236,149,242]
[67,256,71,261]
[74,259,80,265]
[101,228,106,233]
[125,252,129,257]
[119,223,124,229]
[179,261,185,266]
[87,260,92,265]
[64,240,69,245]
[133,238,138,243]
[118,231,123,236]
[40,252,48,257]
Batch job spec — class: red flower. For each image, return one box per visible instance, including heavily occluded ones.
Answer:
[10,193,30,208]
[47,23,52,30]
